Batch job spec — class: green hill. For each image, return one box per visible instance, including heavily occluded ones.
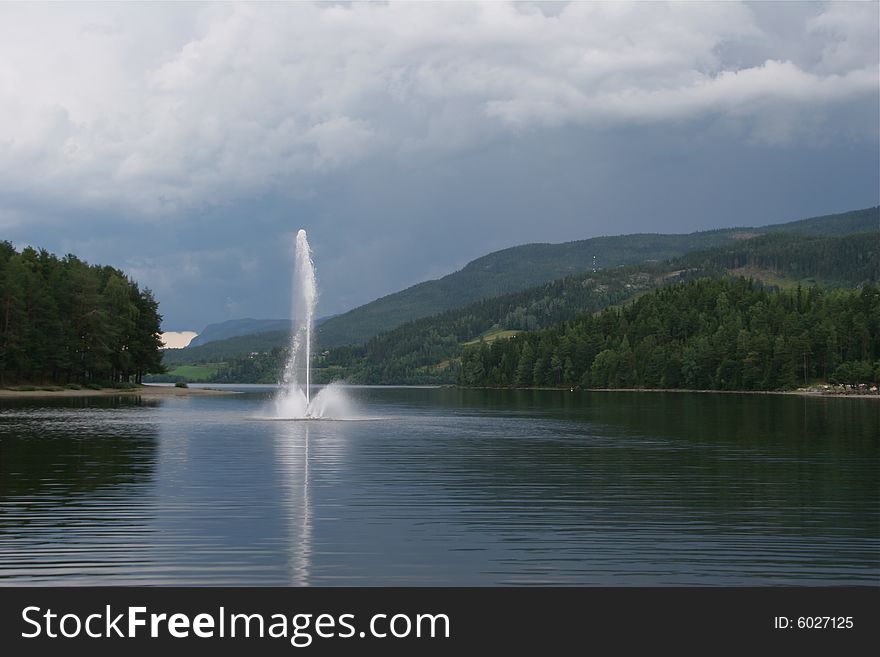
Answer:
[188,318,291,348]
[459,278,880,390]
[160,329,290,366]
[676,231,879,288]
[756,206,878,236]
[185,315,335,349]
[202,227,878,385]
[316,207,878,346]
[329,230,878,384]
[157,206,878,381]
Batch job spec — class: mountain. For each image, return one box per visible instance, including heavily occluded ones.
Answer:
[187,318,292,348]
[757,207,878,236]
[197,226,878,385]
[325,230,878,384]
[316,207,879,347]
[459,278,880,390]
[677,231,879,287]
[185,315,336,349]
[161,329,291,366]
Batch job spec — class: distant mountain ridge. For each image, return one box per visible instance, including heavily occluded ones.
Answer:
[322,230,878,384]
[161,329,291,366]
[165,220,880,384]
[187,318,292,348]
[316,207,879,346]
[185,315,334,349]
[165,207,880,362]
[163,225,878,383]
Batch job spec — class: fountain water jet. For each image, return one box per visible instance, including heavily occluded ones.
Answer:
[274,230,350,419]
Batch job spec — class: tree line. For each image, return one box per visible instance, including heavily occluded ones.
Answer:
[313,206,879,347]
[459,278,880,390]
[320,267,675,384]
[167,229,878,388]
[0,242,164,385]
[675,232,878,286]
[318,231,876,385]
[196,264,664,385]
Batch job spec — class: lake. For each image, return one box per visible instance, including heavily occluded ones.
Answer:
[0,386,877,585]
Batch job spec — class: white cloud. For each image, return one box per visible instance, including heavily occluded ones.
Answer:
[0,1,875,216]
[161,331,198,349]
[807,1,880,74]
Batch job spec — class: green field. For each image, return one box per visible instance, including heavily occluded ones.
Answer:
[463,329,520,346]
[726,266,802,290]
[166,363,225,381]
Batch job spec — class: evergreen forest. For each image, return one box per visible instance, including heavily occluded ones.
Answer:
[0,242,164,385]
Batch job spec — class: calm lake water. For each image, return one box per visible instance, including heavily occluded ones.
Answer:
[0,386,877,586]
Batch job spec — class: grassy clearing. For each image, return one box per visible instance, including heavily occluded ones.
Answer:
[462,329,520,347]
[727,267,800,290]
[166,363,225,381]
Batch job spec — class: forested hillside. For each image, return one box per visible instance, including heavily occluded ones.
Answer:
[338,230,879,384]
[188,318,292,348]
[459,279,880,390]
[316,207,878,346]
[162,329,290,366]
[158,208,879,387]
[753,206,878,236]
[0,242,164,385]
[180,263,679,384]
[676,231,878,286]
[316,232,735,346]
[321,266,683,384]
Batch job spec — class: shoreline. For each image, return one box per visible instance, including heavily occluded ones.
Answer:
[591,387,879,399]
[457,385,880,399]
[0,384,235,399]
[0,383,876,400]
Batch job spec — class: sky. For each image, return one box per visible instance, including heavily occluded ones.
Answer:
[0,1,877,332]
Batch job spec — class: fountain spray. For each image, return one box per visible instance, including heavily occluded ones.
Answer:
[276,230,317,416]
[273,229,352,419]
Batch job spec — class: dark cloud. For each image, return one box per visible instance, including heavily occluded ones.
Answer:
[0,2,877,331]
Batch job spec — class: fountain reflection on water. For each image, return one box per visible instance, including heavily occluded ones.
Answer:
[274,422,311,585]
[273,230,351,419]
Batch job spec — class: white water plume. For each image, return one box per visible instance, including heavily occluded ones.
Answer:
[274,230,351,419]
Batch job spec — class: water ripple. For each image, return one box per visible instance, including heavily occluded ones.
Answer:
[0,389,877,585]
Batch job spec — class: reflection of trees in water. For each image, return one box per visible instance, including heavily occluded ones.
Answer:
[373,387,878,447]
[377,389,878,538]
[0,397,161,582]
[0,397,159,503]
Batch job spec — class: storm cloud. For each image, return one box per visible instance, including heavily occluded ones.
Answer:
[0,2,877,330]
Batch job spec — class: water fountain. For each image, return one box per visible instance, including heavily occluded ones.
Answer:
[274,230,350,419]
